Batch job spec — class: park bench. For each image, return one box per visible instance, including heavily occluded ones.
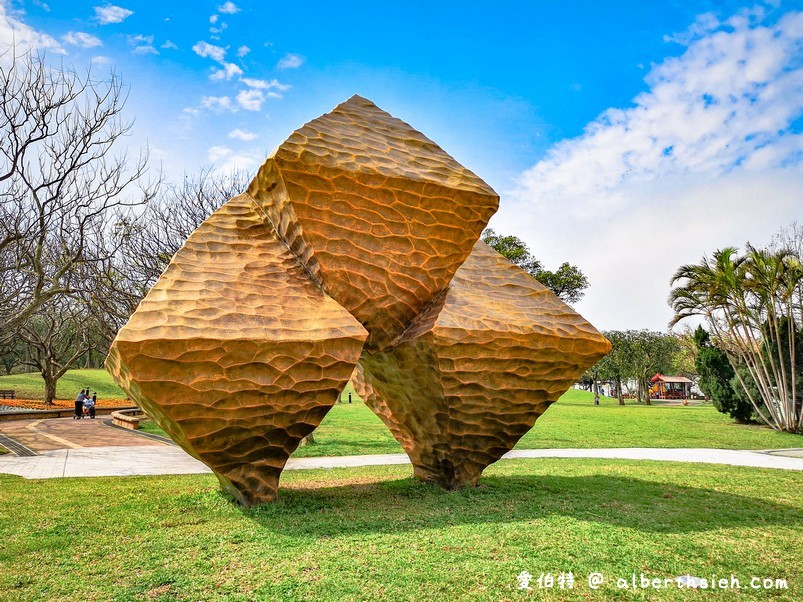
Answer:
[0,390,15,400]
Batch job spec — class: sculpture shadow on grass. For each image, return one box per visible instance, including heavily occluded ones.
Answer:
[238,472,803,537]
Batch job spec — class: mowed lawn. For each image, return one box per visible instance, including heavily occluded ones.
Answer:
[5,369,800,452]
[290,388,802,458]
[3,372,803,600]
[1,459,801,601]
[0,369,127,400]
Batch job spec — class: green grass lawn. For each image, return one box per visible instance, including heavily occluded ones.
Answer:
[0,370,363,403]
[0,369,126,400]
[6,370,801,452]
[1,459,800,601]
[138,420,170,438]
[290,388,802,457]
[137,387,802,456]
[516,389,803,450]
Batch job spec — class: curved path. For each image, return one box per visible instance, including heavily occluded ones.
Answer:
[0,417,802,479]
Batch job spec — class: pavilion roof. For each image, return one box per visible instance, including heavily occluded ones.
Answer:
[650,374,693,384]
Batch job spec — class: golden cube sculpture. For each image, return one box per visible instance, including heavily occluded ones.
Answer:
[106,96,610,505]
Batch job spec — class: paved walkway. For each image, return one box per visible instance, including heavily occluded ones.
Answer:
[0,415,164,452]
[1,417,802,479]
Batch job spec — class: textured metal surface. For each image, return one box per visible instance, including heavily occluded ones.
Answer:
[360,241,611,488]
[248,96,499,351]
[107,96,609,504]
[106,194,367,506]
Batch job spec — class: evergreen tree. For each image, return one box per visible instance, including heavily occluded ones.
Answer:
[693,326,752,423]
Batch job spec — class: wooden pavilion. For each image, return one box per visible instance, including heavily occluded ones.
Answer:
[650,374,693,400]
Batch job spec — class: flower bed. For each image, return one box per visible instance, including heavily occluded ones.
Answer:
[0,398,134,411]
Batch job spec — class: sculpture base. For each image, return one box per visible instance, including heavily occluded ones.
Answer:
[412,462,483,490]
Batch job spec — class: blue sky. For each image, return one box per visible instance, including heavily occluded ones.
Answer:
[2,0,802,331]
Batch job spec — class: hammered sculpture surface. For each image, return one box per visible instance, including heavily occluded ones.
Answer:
[106,95,610,505]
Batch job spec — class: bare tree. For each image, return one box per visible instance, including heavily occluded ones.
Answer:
[94,168,250,344]
[15,297,103,405]
[0,51,155,344]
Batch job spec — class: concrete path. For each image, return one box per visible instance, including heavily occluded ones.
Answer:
[1,417,802,480]
[0,415,164,452]
[2,444,803,480]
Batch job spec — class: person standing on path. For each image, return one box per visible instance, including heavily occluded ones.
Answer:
[74,389,85,419]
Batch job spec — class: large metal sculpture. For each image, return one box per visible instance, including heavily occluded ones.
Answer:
[106,96,610,505]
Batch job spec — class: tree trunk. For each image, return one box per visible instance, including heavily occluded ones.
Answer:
[636,379,648,404]
[43,372,57,407]
[593,380,600,405]
[644,379,651,405]
[298,433,316,447]
[616,376,625,405]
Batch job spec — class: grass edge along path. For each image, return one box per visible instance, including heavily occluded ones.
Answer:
[4,369,801,453]
[136,387,803,456]
[0,458,800,601]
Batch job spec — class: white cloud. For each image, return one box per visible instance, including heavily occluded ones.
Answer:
[128,34,153,45]
[94,4,133,25]
[62,31,102,48]
[208,145,233,163]
[209,14,219,24]
[236,88,264,111]
[277,52,304,69]
[200,95,234,112]
[240,77,291,92]
[241,78,268,88]
[237,45,250,57]
[126,34,156,56]
[662,12,720,45]
[192,40,226,62]
[210,22,228,36]
[161,40,178,50]
[0,3,64,56]
[132,45,158,55]
[502,8,803,331]
[218,2,240,15]
[228,128,257,141]
[210,62,243,81]
[207,145,260,174]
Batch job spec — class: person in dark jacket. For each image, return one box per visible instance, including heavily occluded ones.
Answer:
[74,389,85,419]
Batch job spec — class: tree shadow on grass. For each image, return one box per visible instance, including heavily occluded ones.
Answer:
[241,472,803,538]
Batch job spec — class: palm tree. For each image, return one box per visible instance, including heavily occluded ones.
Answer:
[669,245,802,433]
